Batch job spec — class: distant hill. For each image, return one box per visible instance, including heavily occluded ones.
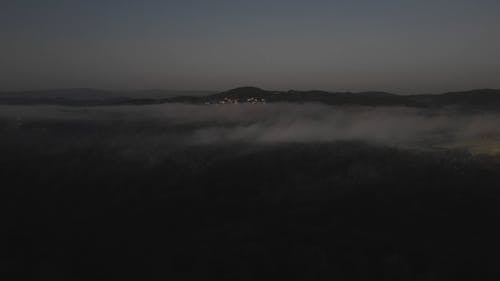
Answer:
[160,87,500,110]
[410,89,500,108]
[2,87,500,110]
[0,89,214,106]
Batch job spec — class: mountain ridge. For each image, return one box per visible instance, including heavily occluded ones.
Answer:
[2,87,500,109]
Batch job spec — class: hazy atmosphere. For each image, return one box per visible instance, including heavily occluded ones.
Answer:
[2,0,500,93]
[2,104,500,148]
[3,2,500,280]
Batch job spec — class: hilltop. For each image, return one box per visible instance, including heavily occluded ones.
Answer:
[2,87,500,110]
[165,87,500,110]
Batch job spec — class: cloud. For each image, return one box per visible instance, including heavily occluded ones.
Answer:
[1,103,500,151]
[151,103,499,146]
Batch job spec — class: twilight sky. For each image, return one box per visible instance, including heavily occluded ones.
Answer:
[2,0,500,93]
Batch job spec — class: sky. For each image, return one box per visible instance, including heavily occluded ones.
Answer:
[2,0,500,93]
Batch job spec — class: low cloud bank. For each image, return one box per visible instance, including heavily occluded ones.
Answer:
[1,104,500,148]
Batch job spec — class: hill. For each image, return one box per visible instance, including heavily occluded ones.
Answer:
[162,87,500,110]
[2,87,500,110]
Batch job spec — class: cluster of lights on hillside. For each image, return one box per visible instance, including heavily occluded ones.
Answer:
[204,97,267,105]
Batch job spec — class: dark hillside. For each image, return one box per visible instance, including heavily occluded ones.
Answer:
[2,133,500,280]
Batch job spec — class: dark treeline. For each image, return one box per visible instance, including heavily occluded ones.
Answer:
[2,122,500,280]
[3,87,500,111]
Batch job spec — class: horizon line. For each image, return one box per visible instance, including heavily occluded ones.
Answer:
[1,86,500,96]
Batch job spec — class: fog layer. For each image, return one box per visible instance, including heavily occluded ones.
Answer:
[1,103,499,153]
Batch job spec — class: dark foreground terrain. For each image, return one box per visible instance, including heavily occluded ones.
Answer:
[1,105,500,281]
